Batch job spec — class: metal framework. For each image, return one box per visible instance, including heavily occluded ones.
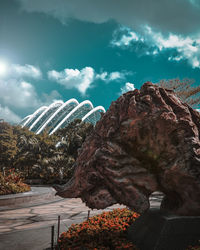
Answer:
[49,100,94,135]
[29,100,64,132]
[36,98,79,135]
[19,115,31,126]
[21,106,48,128]
[82,106,106,125]
[20,98,106,135]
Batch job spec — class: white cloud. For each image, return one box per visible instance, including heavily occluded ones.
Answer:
[0,105,21,124]
[121,82,135,94]
[111,27,140,47]
[146,26,200,68]
[0,62,59,110]
[0,66,61,124]
[0,79,40,109]
[96,71,126,82]
[17,0,200,35]
[48,70,62,80]
[96,72,108,81]
[0,63,42,80]
[109,72,122,81]
[48,67,95,95]
[112,25,200,69]
[17,0,200,68]
[48,67,129,94]
[12,64,42,79]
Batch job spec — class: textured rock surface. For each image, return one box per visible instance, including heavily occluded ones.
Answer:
[54,82,200,216]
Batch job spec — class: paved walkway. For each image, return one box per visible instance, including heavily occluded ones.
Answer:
[0,187,163,250]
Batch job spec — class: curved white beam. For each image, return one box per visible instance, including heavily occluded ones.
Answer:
[82,106,106,122]
[36,98,79,134]
[22,106,48,128]
[29,100,64,131]
[49,100,93,135]
[19,115,31,125]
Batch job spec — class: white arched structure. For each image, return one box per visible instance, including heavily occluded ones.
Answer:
[22,106,48,128]
[82,106,105,124]
[20,98,106,134]
[49,100,93,135]
[19,115,31,126]
[29,100,64,132]
[36,98,79,135]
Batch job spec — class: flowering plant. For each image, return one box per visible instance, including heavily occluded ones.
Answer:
[56,208,140,249]
[0,168,30,195]
[187,243,200,250]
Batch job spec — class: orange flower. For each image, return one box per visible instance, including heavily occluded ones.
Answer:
[56,208,140,249]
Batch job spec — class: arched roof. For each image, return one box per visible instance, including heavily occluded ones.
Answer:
[29,100,64,131]
[22,106,48,128]
[36,98,79,135]
[19,115,32,126]
[20,98,106,134]
[49,100,93,135]
[82,106,106,122]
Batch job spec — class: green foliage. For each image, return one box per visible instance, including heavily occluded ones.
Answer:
[54,119,93,158]
[0,121,18,166]
[0,119,93,184]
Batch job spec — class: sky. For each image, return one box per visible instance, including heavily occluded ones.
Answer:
[1,0,200,123]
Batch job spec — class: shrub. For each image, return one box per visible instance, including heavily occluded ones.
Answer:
[0,119,93,184]
[56,208,140,249]
[0,168,30,195]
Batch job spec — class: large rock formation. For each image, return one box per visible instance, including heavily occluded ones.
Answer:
[54,82,200,216]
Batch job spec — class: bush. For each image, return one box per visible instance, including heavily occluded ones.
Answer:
[0,168,30,195]
[0,119,94,184]
[56,208,140,249]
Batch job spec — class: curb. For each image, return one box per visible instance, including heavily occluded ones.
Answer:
[0,187,56,206]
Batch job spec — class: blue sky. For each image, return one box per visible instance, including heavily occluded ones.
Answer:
[0,0,200,123]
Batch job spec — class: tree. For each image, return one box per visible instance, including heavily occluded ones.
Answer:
[0,119,94,183]
[0,121,17,169]
[157,78,200,109]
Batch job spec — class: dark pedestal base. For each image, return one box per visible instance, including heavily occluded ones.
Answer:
[127,208,200,250]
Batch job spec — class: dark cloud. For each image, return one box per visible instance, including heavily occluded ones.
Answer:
[17,0,200,35]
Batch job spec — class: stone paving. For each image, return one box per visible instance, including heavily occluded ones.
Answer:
[0,187,163,250]
[0,197,126,234]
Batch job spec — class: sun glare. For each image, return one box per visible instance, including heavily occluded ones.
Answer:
[0,61,7,76]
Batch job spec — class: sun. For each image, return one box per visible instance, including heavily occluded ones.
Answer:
[0,61,7,76]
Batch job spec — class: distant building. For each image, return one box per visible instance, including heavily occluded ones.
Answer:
[19,99,105,135]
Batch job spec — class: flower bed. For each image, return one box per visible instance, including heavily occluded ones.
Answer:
[0,169,31,195]
[56,208,140,249]
[187,245,200,250]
